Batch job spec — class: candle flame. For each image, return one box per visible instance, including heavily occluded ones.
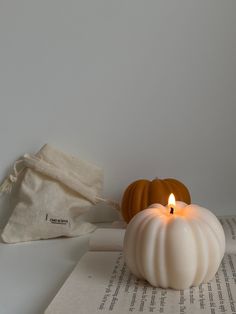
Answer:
[168,193,176,206]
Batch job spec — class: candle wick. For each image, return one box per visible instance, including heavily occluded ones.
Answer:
[170,207,174,214]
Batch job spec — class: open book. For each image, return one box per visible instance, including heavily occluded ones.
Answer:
[45,216,236,314]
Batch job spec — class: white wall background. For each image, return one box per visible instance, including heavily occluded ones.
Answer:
[0,1,235,222]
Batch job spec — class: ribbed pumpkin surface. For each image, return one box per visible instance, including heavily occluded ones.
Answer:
[123,204,225,289]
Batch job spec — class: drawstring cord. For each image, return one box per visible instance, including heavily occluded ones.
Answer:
[95,196,120,211]
[0,156,28,194]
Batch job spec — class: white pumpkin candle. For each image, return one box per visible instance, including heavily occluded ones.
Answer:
[123,194,225,290]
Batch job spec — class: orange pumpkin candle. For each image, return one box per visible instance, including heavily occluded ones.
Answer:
[121,178,191,223]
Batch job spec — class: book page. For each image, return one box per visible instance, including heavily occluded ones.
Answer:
[45,252,236,314]
[219,216,236,254]
[89,228,125,251]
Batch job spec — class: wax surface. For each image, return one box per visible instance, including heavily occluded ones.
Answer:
[123,202,225,290]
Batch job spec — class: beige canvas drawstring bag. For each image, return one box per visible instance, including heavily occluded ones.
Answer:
[0,144,118,243]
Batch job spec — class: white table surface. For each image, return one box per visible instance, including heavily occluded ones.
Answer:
[0,224,111,314]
